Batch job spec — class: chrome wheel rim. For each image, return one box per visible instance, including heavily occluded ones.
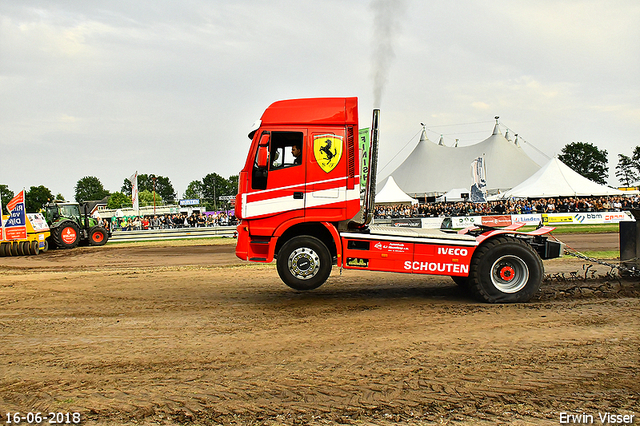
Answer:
[288,247,320,280]
[490,255,529,293]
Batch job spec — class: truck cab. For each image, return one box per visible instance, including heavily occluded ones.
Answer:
[235,97,563,303]
[235,98,361,263]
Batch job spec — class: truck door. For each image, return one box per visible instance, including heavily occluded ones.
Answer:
[244,129,307,224]
[305,128,350,221]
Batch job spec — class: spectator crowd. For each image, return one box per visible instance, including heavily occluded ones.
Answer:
[374,195,639,219]
[108,211,236,231]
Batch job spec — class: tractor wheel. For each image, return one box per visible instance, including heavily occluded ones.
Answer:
[41,240,49,252]
[0,242,9,256]
[276,236,332,291]
[9,242,18,256]
[53,221,81,249]
[468,236,544,303]
[88,226,108,246]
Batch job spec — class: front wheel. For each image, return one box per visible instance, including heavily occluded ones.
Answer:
[468,236,543,303]
[89,226,108,246]
[276,236,332,291]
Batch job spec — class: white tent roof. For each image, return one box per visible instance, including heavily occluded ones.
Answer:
[436,188,469,202]
[383,120,540,196]
[501,157,625,198]
[375,176,418,205]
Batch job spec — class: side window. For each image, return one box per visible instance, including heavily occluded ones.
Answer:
[270,132,303,170]
[251,131,271,190]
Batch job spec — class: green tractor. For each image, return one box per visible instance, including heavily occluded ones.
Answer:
[43,202,110,249]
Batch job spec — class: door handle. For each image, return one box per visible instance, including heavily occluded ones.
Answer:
[293,192,304,199]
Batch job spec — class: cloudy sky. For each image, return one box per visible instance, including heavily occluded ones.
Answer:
[1,0,639,201]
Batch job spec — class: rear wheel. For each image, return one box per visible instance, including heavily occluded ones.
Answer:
[276,236,332,291]
[451,276,470,289]
[468,236,543,303]
[88,226,108,246]
[53,221,80,249]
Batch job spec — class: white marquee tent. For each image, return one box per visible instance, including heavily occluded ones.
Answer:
[500,157,625,198]
[381,120,541,197]
[374,176,418,205]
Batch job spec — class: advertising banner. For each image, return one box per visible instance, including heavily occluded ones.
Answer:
[399,211,634,230]
[27,213,50,231]
[481,215,512,227]
[5,190,27,240]
[390,218,422,228]
[565,211,633,224]
[421,217,446,229]
[470,156,487,203]
[451,215,483,228]
[129,171,139,213]
[450,212,634,228]
[541,213,575,225]
[511,214,543,226]
[359,128,370,195]
[27,213,49,249]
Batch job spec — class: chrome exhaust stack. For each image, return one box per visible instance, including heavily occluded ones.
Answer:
[353,108,380,229]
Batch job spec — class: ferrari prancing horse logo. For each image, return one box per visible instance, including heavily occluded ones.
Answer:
[313,134,343,173]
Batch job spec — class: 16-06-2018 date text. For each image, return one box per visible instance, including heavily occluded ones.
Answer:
[5,412,81,424]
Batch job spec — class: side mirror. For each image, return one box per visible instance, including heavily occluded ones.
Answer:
[256,145,269,169]
[256,131,270,169]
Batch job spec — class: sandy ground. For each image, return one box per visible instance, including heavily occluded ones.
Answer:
[0,233,638,425]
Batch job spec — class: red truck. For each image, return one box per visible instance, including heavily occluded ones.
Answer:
[235,97,563,303]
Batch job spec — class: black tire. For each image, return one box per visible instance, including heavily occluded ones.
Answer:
[53,221,80,249]
[88,226,108,246]
[9,242,18,256]
[276,236,332,291]
[451,275,470,289]
[0,242,10,256]
[20,241,30,256]
[30,241,40,255]
[41,239,49,252]
[468,236,543,303]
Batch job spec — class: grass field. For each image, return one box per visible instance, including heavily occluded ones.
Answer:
[515,223,620,234]
[542,223,621,234]
[580,250,619,260]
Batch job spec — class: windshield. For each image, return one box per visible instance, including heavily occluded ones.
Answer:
[59,204,80,218]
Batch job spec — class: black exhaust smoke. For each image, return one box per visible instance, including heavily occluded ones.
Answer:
[371,0,406,108]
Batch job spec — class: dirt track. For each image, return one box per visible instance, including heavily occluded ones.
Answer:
[1,235,638,425]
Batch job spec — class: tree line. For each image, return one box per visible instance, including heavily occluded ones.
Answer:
[0,173,239,215]
[559,142,640,186]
